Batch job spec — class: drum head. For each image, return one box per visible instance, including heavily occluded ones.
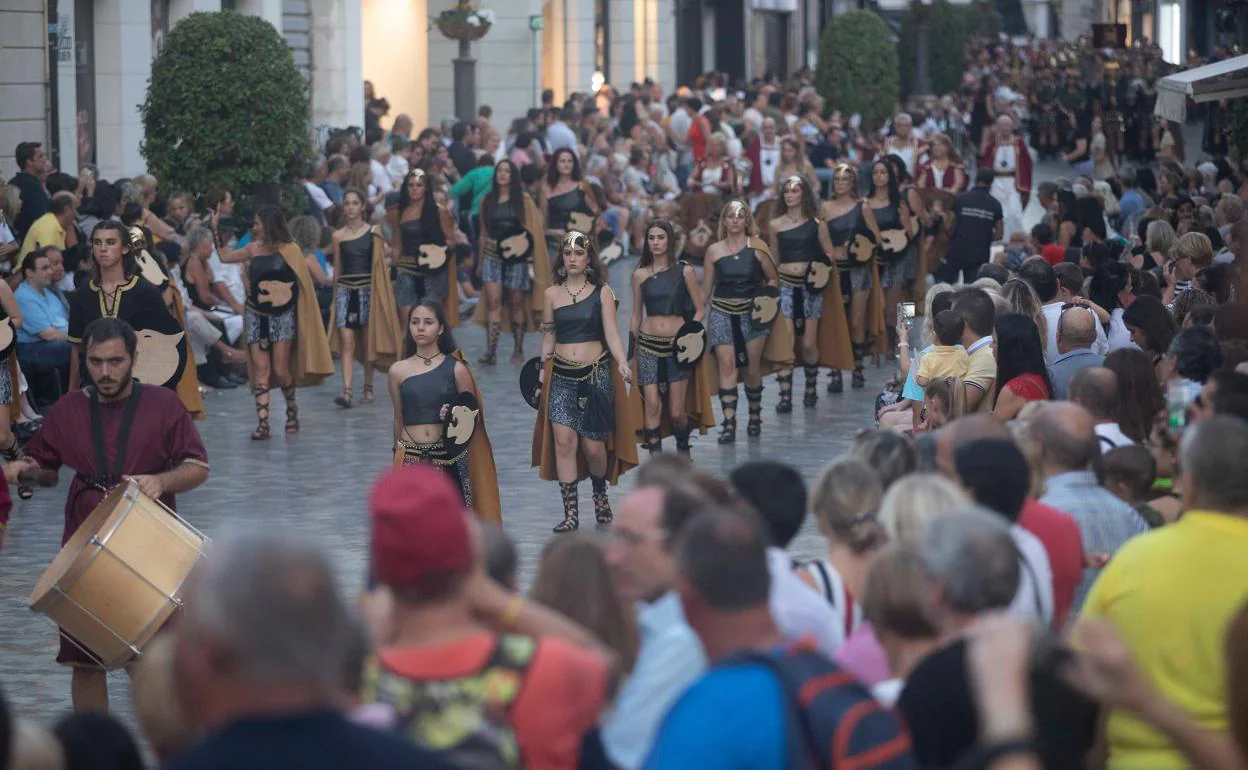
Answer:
[498,228,534,262]
[675,321,707,371]
[519,357,543,410]
[0,317,15,360]
[750,286,780,330]
[849,231,877,264]
[441,391,481,460]
[128,308,189,389]
[417,243,449,271]
[806,259,833,292]
[251,267,299,314]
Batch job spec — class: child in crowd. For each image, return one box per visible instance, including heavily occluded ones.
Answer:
[1101,444,1169,528]
[915,310,969,387]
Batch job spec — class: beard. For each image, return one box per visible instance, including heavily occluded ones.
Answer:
[95,371,133,400]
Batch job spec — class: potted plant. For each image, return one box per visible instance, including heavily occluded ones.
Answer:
[435,1,496,42]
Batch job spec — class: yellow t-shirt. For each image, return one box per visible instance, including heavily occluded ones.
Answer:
[1080,511,1248,770]
[19,212,65,258]
[916,345,969,383]
[963,339,996,413]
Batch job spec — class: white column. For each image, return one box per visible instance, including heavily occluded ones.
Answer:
[169,0,221,25]
[232,0,282,30]
[0,0,48,177]
[95,0,151,178]
[702,4,716,74]
[362,0,428,131]
[543,0,566,99]
[55,0,79,175]
[564,0,596,97]
[309,0,363,131]
[643,0,676,91]
[608,0,636,88]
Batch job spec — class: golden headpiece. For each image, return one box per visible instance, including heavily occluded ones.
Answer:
[409,168,427,183]
[128,226,149,250]
[724,200,748,217]
[782,175,806,192]
[832,164,856,179]
[562,231,590,251]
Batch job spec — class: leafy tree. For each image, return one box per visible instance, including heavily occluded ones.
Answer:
[141,11,313,212]
[816,10,900,131]
[899,0,1000,100]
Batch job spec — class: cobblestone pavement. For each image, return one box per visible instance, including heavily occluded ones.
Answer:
[0,157,1073,725]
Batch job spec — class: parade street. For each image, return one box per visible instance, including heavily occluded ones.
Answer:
[0,154,1067,723]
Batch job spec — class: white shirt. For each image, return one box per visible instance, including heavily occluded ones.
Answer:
[766,547,842,655]
[1042,301,1109,364]
[369,158,394,196]
[757,140,782,190]
[546,120,579,153]
[1096,422,1135,452]
[304,181,333,212]
[209,248,246,306]
[1008,525,1055,628]
[602,592,706,770]
[1106,307,1138,353]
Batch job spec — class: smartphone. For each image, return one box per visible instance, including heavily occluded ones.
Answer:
[898,302,916,330]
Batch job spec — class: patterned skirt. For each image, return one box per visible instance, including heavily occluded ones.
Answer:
[0,359,12,405]
[780,275,823,321]
[706,299,769,349]
[637,333,691,387]
[395,439,472,508]
[481,256,533,292]
[246,308,297,346]
[839,264,874,295]
[395,268,449,309]
[879,248,917,289]
[548,353,614,442]
[334,284,372,329]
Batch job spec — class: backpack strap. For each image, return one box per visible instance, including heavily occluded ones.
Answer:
[726,649,827,770]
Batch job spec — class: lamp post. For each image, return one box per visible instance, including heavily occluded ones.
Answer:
[914,0,933,97]
[436,1,493,122]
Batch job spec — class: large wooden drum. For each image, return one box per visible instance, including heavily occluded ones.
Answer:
[28,480,207,669]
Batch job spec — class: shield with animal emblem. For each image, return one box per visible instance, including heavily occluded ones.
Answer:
[849,231,877,265]
[597,229,624,264]
[675,321,707,371]
[498,227,534,262]
[567,211,595,235]
[441,391,481,461]
[806,257,833,292]
[877,229,911,263]
[250,264,299,314]
[127,307,189,389]
[134,250,169,289]
[417,243,449,271]
[750,285,780,330]
[519,357,543,410]
[0,317,15,360]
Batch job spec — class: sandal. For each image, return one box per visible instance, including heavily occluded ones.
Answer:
[826,369,844,394]
[361,384,374,405]
[511,329,525,363]
[334,388,353,409]
[17,485,32,500]
[282,385,299,434]
[745,385,764,437]
[251,388,271,441]
[643,427,662,456]
[803,365,819,408]
[591,475,613,524]
[717,387,738,445]
[554,481,579,533]
[776,373,794,414]
[479,321,500,365]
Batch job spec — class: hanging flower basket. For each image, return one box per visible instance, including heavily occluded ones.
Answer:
[435,4,495,42]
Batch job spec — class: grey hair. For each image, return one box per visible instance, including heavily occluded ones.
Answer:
[181,527,355,692]
[913,506,1020,615]
[184,225,215,253]
[880,473,970,543]
[1181,415,1248,512]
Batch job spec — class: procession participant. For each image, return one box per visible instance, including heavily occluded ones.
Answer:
[1031,65,1062,159]
[883,154,931,311]
[883,113,924,179]
[865,161,915,349]
[980,114,1033,238]
[626,220,714,457]
[215,205,333,440]
[389,168,460,329]
[4,318,208,713]
[821,164,885,392]
[768,176,853,411]
[915,135,966,194]
[388,302,501,522]
[531,231,637,533]
[328,188,402,408]
[700,200,791,444]
[473,158,551,364]
[540,148,600,267]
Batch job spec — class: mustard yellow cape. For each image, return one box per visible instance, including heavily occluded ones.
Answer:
[814,263,855,371]
[866,259,889,354]
[438,205,461,328]
[628,352,716,440]
[245,243,335,389]
[704,237,794,387]
[393,350,502,522]
[166,289,206,420]
[531,357,639,485]
[328,226,404,373]
[472,194,551,332]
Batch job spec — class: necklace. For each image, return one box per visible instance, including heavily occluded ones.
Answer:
[565,280,589,302]
[415,350,442,367]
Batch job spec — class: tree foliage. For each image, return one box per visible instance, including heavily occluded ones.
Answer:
[141,11,313,209]
[816,11,900,131]
[899,1,1004,100]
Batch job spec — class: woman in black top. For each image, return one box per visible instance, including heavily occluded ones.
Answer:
[533,232,636,533]
[821,164,884,391]
[865,161,914,348]
[540,149,599,264]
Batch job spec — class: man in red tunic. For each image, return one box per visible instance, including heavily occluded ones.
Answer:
[4,317,209,712]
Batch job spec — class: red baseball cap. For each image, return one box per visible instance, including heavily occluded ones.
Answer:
[369,466,471,589]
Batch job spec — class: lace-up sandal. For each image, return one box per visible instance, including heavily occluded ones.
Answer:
[776,373,794,414]
[591,474,613,523]
[479,321,501,365]
[1,439,32,499]
[674,422,692,456]
[251,388,271,441]
[826,369,844,394]
[643,427,662,456]
[717,387,738,444]
[745,385,764,437]
[282,385,299,434]
[554,481,579,533]
[361,384,375,404]
[334,388,353,409]
[511,328,525,363]
[803,365,819,408]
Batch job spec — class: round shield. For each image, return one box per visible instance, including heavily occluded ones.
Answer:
[441,391,481,461]
[878,229,911,262]
[250,265,299,314]
[498,228,534,262]
[134,249,169,289]
[848,231,876,265]
[568,211,595,235]
[0,317,15,361]
[417,243,449,271]
[519,357,543,410]
[675,321,707,371]
[127,307,189,389]
[750,286,780,330]
[806,258,833,292]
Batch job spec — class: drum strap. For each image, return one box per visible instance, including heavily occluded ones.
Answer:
[86,383,145,491]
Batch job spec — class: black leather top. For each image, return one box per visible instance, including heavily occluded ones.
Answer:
[641,265,690,318]
[338,231,372,280]
[488,198,521,238]
[825,205,862,247]
[399,356,456,425]
[872,202,902,231]
[712,247,764,299]
[553,285,604,344]
[776,219,819,264]
[248,252,288,285]
[547,188,584,231]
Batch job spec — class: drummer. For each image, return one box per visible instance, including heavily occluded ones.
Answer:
[3,317,209,713]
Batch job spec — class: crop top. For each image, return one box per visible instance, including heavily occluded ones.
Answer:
[553,285,605,344]
[776,219,820,264]
[641,265,691,318]
[398,356,457,425]
[712,248,764,299]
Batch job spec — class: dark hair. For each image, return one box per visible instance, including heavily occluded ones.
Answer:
[1169,327,1223,384]
[954,438,1029,522]
[1101,444,1156,501]
[481,159,524,230]
[48,194,75,218]
[15,141,41,170]
[451,121,469,142]
[83,317,139,356]
[852,430,916,489]
[396,169,442,239]
[975,167,996,187]
[402,302,458,359]
[1076,196,1107,241]
[1031,222,1054,246]
[1210,371,1248,421]
[639,219,677,270]
[1068,367,1118,419]
[1122,295,1178,355]
[1053,262,1085,297]
[933,309,965,346]
[675,508,772,611]
[1186,304,1217,328]
[341,186,372,220]
[992,313,1052,406]
[1018,259,1058,303]
[46,172,78,196]
[729,461,806,548]
[546,148,583,188]
[53,712,144,770]
[1089,261,1130,312]
[1056,190,1079,223]
[20,248,50,279]
[203,186,232,212]
[89,220,139,279]
[868,160,901,208]
[976,262,1010,284]
[952,287,996,337]
[254,204,293,246]
[883,154,912,186]
[1104,348,1164,442]
[551,231,607,286]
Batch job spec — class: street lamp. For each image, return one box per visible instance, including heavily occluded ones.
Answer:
[914,0,933,98]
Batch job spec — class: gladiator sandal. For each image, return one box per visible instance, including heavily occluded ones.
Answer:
[673,421,693,456]
[361,383,375,405]
[282,385,300,434]
[479,321,501,365]
[511,328,525,364]
[717,387,739,445]
[1,439,32,500]
[554,481,579,533]
[643,427,663,456]
[591,474,613,524]
[852,343,867,390]
[334,388,353,409]
[251,388,271,441]
[803,365,819,408]
[826,369,844,395]
[745,385,764,437]
[776,372,794,414]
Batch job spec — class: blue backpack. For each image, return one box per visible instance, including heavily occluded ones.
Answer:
[726,640,917,770]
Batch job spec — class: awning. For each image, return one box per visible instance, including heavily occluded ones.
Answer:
[1155,53,1248,122]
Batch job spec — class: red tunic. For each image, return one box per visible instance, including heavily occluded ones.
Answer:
[22,383,208,666]
[916,161,967,192]
[978,135,1033,204]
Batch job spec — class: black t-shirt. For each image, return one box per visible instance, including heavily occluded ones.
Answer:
[945,187,1003,269]
[897,639,1098,770]
[1067,127,1091,162]
[167,711,454,770]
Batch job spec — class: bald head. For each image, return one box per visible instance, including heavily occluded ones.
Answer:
[1031,402,1097,474]
[936,415,1009,478]
[1068,367,1118,421]
[1057,307,1097,353]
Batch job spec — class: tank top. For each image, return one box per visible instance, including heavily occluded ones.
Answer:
[713,247,764,300]
[553,285,604,344]
[398,216,445,275]
[488,198,522,239]
[872,202,902,232]
[641,265,689,318]
[776,219,820,264]
[398,355,457,425]
[338,231,372,286]
[826,205,864,269]
[547,188,584,232]
[802,558,864,642]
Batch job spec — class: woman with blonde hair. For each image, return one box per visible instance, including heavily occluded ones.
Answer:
[999,277,1048,345]
[774,137,818,192]
[799,456,886,643]
[878,472,970,543]
[919,375,966,430]
[687,133,737,197]
[860,544,944,706]
[1145,219,1178,269]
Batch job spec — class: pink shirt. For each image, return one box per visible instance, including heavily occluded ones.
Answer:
[833,623,891,687]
